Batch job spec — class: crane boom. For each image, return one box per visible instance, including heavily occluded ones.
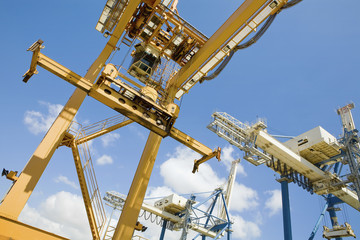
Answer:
[165,0,287,101]
[1,0,325,239]
[220,159,240,220]
[208,112,360,211]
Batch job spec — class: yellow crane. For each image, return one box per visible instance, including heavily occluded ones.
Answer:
[0,0,302,239]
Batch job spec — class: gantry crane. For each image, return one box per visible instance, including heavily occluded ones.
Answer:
[207,104,360,239]
[102,159,240,240]
[0,0,305,239]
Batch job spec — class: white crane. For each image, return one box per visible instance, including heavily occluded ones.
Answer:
[102,159,241,239]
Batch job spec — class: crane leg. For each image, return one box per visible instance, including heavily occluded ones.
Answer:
[159,219,167,240]
[0,88,87,219]
[280,178,293,240]
[112,132,162,240]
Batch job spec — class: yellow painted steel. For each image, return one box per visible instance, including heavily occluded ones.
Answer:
[0,0,142,224]
[76,119,134,144]
[112,131,163,240]
[165,0,275,102]
[0,1,291,239]
[169,127,213,155]
[0,215,69,240]
[70,140,100,240]
[192,147,221,173]
[112,2,287,238]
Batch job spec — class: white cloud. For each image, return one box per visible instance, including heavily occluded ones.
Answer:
[222,145,246,176]
[158,146,259,213]
[145,186,175,204]
[19,191,91,240]
[96,154,114,165]
[99,146,261,240]
[24,101,64,135]
[231,214,262,239]
[160,146,225,194]
[54,175,79,190]
[264,189,282,216]
[101,132,120,147]
[230,182,259,212]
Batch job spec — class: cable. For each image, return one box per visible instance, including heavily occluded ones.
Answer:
[199,13,277,83]
[282,0,303,9]
[200,0,303,83]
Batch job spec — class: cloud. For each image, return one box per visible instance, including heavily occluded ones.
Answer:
[95,145,262,240]
[231,214,262,239]
[230,182,259,212]
[96,154,114,165]
[19,191,91,240]
[54,175,79,190]
[24,101,64,135]
[145,186,175,204]
[222,145,246,176]
[264,189,282,216]
[101,132,120,147]
[160,146,225,194]
[159,147,258,213]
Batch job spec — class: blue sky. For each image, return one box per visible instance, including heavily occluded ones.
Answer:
[1,0,360,239]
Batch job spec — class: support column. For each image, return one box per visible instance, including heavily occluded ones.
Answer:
[0,0,142,220]
[227,222,232,240]
[159,219,168,240]
[280,178,292,240]
[112,132,162,240]
[327,196,343,240]
[0,88,87,219]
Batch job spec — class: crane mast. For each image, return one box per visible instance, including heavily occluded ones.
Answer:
[220,159,240,220]
[337,103,360,201]
[102,160,240,239]
[208,107,360,239]
[0,0,333,239]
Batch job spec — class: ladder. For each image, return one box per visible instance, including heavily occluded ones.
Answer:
[64,114,132,239]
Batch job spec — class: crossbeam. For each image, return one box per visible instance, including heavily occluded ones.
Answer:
[0,215,69,240]
[165,0,287,101]
[27,49,221,171]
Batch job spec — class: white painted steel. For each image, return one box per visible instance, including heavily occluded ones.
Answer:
[254,130,360,210]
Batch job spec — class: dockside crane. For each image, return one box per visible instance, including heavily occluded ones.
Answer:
[207,104,360,239]
[102,159,240,240]
[0,0,325,239]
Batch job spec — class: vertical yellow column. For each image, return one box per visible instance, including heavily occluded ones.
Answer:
[0,89,88,219]
[71,141,99,240]
[112,131,162,240]
[0,0,142,220]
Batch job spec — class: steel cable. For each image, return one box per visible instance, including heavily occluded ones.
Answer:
[200,0,303,83]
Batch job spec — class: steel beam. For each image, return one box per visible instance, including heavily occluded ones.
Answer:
[70,140,100,240]
[165,0,281,102]
[280,179,293,240]
[25,51,221,169]
[112,131,163,240]
[0,0,142,221]
[77,119,134,144]
[0,215,69,240]
[255,130,360,211]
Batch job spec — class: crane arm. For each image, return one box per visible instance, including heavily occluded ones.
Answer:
[208,112,360,211]
[165,0,287,102]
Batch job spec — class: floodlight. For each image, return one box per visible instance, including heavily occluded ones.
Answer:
[96,0,128,34]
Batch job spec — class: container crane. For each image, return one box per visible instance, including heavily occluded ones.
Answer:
[207,105,360,239]
[0,0,308,239]
[102,159,240,239]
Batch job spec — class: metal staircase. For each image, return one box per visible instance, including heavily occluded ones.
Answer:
[62,114,132,239]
